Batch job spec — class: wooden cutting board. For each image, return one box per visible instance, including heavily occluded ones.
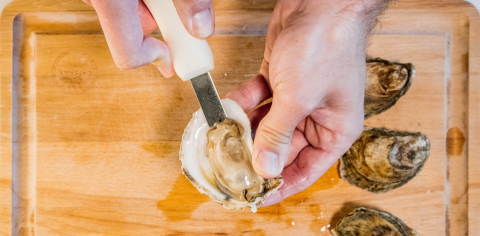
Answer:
[0,0,479,235]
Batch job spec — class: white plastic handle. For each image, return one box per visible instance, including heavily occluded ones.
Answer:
[143,0,214,81]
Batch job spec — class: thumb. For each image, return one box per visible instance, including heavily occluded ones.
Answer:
[252,98,308,179]
[173,0,215,39]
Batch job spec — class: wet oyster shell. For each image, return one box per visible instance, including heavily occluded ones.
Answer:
[365,58,415,119]
[340,127,430,193]
[331,207,420,236]
[180,98,283,210]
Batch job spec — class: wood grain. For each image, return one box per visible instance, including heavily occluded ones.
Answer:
[0,0,479,236]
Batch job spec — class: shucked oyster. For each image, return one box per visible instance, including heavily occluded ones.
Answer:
[180,98,283,210]
[364,58,415,119]
[206,119,263,201]
[340,127,430,193]
[331,207,420,236]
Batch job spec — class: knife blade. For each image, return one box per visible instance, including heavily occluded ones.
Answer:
[190,73,227,126]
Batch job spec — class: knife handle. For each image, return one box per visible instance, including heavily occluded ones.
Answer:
[143,0,215,81]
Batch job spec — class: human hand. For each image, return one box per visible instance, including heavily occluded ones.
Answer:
[226,0,391,206]
[83,0,215,77]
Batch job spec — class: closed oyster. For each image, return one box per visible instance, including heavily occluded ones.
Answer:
[331,207,420,236]
[180,98,283,210]
[365,58,415,119]
[340,127,430,193]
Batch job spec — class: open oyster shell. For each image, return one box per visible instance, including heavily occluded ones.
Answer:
[340,127,430,193]
[364,58,415,119]
[180,98,283,210]
[331,207,420,236]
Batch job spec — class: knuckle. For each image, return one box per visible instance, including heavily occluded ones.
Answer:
[115,57,140,70]
[237,85,255,107]
[259,122,291,146]
[286,163,311,193]
[178,0,212,16]
[274,91,314,115]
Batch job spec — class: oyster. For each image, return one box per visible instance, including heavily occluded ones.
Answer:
[365,58,415,119]
[340,127,430,193]
[331,207,420,236]
[180,98,283,210]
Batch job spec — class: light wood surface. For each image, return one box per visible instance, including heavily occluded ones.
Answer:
[0,0,479,235]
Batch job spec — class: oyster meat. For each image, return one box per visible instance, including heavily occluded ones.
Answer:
[331,207,420,236]
[364,58,415,119]
[180,98,283,210]
[340,127,430,193]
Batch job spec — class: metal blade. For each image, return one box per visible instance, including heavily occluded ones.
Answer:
[190,72,227,126]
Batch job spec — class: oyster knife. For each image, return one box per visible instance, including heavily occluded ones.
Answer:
[143,0,227,126]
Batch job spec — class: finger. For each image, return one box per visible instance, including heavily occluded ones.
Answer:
[252,96,310,179]
[248,103,271,140]
[87,0,158,36]
[90,0,174,76]
[285,129,308,167]
[137,0,158,36]
[173,0,215,39]
[260,119,361,207]
[260,146,337,207]
[225,74,272,111]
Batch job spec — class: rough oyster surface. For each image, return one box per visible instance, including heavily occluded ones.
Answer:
[365,58,415,119]
[340,127,430,193]
[331,207,420,236]
[180,98,283,210]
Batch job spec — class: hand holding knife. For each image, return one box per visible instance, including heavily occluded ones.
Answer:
[143,0,227,127]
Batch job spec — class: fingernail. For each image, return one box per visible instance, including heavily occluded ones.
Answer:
[192,9,214,38]
[254,151,279,176]
[158,67,174,78]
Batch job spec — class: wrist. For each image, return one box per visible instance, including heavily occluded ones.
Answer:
[280,0,392,38]
[281,0,391,25]
[317,1,390,21]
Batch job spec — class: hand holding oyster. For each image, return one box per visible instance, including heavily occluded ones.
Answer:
[179,58,425,210]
